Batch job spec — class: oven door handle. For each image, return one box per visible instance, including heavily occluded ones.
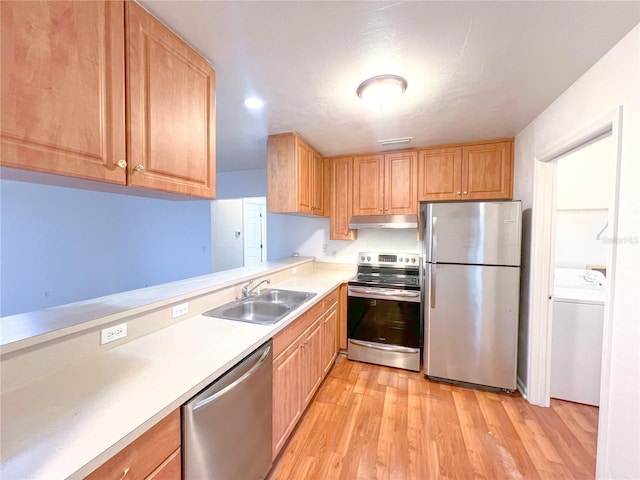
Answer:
[349,339,420,354]
[348,287,421,302]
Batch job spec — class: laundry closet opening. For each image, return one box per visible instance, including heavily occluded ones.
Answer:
[550,133,612,408]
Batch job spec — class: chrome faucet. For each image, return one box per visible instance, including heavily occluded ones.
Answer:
[241,278,270,299]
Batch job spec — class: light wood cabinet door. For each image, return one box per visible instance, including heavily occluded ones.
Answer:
[1,1,126,184]
[311,152,324,215]
[322,306,338,376]
[418,147,463,201]
[267,132,325,216]
[301,319,324,407]
[329,157,356,240]
[463,142,513,200]
[296,140,313,214]
[272,339,303,458]
[339,283,348,350]
[126,2,216,199]
[146,448,181,480]
[85,409,180,480]
[384,151,418,214]
[352,155,384,215]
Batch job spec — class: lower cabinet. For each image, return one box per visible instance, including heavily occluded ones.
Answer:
[322,289,339,375]
[85,409,181,480]
[272,287,341,459]
[338,283,348,351]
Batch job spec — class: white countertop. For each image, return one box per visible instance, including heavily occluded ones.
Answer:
[0,266,353,480]
[0,257,317,353]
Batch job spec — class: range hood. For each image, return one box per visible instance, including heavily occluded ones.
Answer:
[349,214,418,230]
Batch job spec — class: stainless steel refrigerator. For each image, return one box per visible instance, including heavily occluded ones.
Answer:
[422,201,521,391]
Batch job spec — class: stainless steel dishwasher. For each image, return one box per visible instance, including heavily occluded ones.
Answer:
[182,339,273,479]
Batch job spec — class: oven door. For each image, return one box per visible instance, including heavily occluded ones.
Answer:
[347,285,421,371]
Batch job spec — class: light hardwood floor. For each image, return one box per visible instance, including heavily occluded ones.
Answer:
[267,355,598,480]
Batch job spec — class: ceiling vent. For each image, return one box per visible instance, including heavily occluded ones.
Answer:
[377,137,413,146]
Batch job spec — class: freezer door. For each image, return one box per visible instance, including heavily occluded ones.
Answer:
[427,201,522,266]
[425,264,519,390]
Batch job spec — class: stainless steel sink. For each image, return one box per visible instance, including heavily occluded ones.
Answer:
[202,288,316,325]
[254,288,316,305]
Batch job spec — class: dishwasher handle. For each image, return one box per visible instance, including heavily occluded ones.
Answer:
[193,345,271,411]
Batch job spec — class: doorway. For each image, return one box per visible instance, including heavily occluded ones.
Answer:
[549,134,611,407]
[243,197,267,266]
[210,197,267,272]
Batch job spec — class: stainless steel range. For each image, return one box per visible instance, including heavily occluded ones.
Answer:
[347,251,422,371]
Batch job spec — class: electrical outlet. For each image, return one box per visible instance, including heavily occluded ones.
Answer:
[173,302,189,318]
[322,243,328,253]
[100,323,127,345]
[292,267,298,274]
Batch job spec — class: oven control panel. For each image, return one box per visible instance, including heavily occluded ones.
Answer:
[357,251,421,267]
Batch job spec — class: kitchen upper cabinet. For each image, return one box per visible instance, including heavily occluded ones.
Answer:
[463,141,513,200]
[311,150,324,215]
[352,154,384,215]
[352,151,418,216]
[1,1,216,199]
[385,151,419,214]
[126,2,216,199]
[1,1,127,184]
[418,141,513,202]
[329,156,357,240]
[417,147,463,201]
[267,132,325,216]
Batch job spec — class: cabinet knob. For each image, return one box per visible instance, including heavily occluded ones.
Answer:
[463,191,468,195]
[116,159,127,169]
[134,164,145,173]
[456,191,461,195]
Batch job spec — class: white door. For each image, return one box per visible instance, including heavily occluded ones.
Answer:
[243,200,266,266]
[210,199,244,272]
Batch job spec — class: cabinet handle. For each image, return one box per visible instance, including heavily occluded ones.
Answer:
[119,467,130,480]
[456,191,461,195]
[134,164,145,173]
[116,159,127,169]
[463,191,468,195]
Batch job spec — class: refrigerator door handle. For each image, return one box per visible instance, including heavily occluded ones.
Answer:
[430,264,436,308]
[431,216,438,263]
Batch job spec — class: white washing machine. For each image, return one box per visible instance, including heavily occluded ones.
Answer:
[551,268,606,406]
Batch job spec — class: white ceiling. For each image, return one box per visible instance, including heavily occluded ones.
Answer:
[140,1,640,173]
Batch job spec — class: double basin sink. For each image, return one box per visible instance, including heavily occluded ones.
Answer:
[203,288,316,325]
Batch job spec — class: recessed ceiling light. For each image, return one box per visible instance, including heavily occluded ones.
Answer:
[356,75,407,107]
[244,97,264,110]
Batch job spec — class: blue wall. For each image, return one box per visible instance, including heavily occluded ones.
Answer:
[0,179,212,317]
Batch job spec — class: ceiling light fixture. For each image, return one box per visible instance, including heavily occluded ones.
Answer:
[356,74,408,107]
[244,97,264,110]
